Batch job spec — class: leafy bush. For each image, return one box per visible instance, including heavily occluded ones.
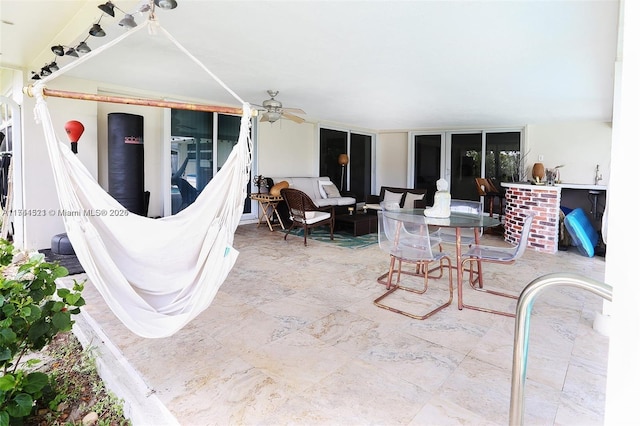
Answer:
[0,239,85,425]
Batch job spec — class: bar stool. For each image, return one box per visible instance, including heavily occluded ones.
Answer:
[475,177,505,220]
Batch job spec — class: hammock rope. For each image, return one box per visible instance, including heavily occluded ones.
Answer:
[27,16,254,338]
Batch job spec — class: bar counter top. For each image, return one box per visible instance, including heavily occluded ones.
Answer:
[501,182,607,191]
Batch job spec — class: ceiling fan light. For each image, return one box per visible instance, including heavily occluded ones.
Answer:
[154,0,177,10]
[51,45,65,56]
[49,62,59,72]
[265,112,281,123]
[119,14,137,28]
[40,66,52,76]
[89,23,106,37]
[76,41,91,53]
[98,1,116,17]
[65,47,79,57]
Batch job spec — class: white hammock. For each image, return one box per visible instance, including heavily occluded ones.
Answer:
[29,18,253,338]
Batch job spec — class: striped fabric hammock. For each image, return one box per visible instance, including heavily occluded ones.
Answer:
[28,18,253,338]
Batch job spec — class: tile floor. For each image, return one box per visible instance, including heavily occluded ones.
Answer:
[67,224,608,425]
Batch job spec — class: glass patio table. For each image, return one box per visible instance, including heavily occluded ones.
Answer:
[380,209,502,310]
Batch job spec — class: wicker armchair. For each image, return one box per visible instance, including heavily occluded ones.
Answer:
[280,188,335,246]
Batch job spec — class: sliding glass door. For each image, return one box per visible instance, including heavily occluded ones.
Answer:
[319,128,347,191]
[170,109,250,215]
[319,128,373,202]
[449,133,482,200]
[413,134,442,206]
[411,129,522,203]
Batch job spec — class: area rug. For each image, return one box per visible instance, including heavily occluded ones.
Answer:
[38,249,85,276]
[280,227,378,249]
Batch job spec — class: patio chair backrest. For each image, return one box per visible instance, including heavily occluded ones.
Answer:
[378,210,437,262]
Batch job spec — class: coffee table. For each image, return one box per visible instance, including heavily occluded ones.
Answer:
[335,213,377,236]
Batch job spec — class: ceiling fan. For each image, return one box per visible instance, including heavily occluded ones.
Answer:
[258,90,306,124]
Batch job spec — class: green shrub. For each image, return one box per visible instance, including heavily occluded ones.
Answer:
[0,239,85,425]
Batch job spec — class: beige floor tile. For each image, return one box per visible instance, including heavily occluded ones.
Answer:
[68,223,609,425]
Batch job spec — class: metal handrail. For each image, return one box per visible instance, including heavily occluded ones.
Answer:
[509,272,612,426]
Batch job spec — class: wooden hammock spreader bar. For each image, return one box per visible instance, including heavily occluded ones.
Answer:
[23,86,254,116]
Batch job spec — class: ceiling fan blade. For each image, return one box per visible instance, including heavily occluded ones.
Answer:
[283,107,305,115]
[260,114,270,122]
[282,112,305,124]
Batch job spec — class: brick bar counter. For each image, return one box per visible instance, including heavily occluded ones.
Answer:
[502,182,561,254]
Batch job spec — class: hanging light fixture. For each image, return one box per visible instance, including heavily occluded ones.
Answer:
[51,45,65,56]
[154,0,178,10]
[119,14,137,28]
[99,0,137,28]
[89,23,106,37]
[35,0,179,84]
[65,46,79,57]
[265,111,281,123]
[98,1,116,17]
[76,41,92,53]
[40,65,52,76]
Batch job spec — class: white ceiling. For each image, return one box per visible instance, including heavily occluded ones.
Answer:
[1,0,620,131]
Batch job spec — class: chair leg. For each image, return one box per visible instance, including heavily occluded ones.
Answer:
[283,224,294,241]
[457,258,518,317]
[374,258,453,320]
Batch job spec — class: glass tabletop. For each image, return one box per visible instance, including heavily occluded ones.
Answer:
[378,209,502,228]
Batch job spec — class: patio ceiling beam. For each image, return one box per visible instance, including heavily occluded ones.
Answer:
[23,86,254,116]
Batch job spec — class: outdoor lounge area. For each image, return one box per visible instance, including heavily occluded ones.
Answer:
[65,224,607,425]
[4,1,639,424]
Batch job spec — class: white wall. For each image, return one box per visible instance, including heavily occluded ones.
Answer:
[603,0,639,423]
[525,121,612,185]
[256,119,317,178]
[375,132,409,193]
[20,76,99,250]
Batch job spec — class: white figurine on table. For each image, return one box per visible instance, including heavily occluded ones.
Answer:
[424,178,451,218]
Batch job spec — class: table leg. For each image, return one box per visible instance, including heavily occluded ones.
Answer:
[456,227,464,310]
[272,203,285,230]
[266,202,278,231]
[257,201,275,231]
[257,202,266,227]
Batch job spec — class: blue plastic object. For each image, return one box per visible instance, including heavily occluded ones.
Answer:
[564,208,599,257]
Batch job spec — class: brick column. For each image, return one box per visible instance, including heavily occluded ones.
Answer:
[503,184,561,254]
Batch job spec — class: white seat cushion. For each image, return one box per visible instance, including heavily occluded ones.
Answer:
[295,210,331,224]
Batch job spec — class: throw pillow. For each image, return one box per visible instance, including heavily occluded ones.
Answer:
[318,180,332,199]
[322,182,342,198]
[402,192,425,208]
[382,191,403,205]
[270,180,289,196]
